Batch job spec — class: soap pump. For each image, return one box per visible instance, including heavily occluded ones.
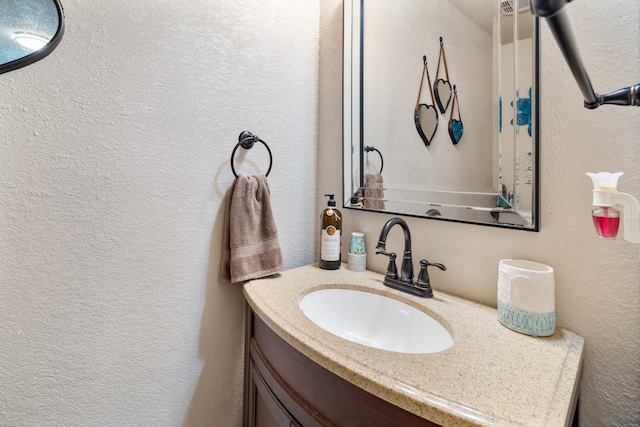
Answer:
[587,172,640,245]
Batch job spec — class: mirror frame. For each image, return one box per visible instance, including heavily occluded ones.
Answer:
[343,0,540,231]
[0,0,65,75]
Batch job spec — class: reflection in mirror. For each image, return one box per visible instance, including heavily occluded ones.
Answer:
[0,0,65,75]
[434,79,452,114]
[343,0,539,230]
[414,56,439,146]
[448,85,463,145]
[414,103,439,147]
[434,38,453,114]
[362,146,386,210]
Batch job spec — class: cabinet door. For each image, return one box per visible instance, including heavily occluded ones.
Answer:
[250,360,295,427]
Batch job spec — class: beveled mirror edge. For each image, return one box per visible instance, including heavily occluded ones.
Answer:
[342,0,541,232]
[531,16,541,232]
[0,0,66,75]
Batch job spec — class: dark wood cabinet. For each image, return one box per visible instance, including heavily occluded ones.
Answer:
[250,358,297,427]
[244,304,439,427]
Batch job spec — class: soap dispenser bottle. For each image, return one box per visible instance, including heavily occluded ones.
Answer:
[320,194,342,270]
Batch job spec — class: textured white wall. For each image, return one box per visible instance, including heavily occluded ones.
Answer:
[321,0,639,426]
[0,0,318,425]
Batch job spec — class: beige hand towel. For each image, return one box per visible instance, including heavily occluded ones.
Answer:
[364,172,386,210]
[220,174,284,283]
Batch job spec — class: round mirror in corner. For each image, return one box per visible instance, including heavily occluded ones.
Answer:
[0,0,65,75]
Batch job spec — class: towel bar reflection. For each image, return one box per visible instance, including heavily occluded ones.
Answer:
[364,145,383,173]
[230,131,273,178]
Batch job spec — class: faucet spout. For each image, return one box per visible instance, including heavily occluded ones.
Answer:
[376,217,413,282]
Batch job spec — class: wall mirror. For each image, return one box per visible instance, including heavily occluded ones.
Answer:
[0,0,65,75]
[343,0,540,230]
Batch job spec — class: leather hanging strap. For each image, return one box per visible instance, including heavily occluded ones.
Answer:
[450,86,461,121]
[416,55,436,108]
[435,37,450,82]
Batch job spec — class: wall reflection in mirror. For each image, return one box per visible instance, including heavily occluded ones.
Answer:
[343,0,540,230]
[0,0,65,74]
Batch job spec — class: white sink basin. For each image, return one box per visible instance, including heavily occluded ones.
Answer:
[299,288,453,354]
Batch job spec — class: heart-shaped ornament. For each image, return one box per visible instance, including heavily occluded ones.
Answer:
[448,119,463,145]
[414,104,439,146]
[434,79,452,114]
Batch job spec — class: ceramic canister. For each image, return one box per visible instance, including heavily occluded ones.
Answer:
[497,259,556,336]
[347,232,366,272]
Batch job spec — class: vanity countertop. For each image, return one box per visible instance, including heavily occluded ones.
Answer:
[243,264,584,427]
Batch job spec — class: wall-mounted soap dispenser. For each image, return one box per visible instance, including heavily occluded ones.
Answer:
[587,172,640,247]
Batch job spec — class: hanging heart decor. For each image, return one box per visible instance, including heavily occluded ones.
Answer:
[434,37,452,114]
[435,79,452,114]
[415,104,439,146]
[448,119,463,145]
[448,85,464,145]
[414,55,439,146]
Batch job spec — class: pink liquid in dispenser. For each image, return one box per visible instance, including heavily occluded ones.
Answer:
[592,207,620,238]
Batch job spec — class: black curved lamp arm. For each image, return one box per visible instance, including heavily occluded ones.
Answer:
[531,0,640,108]
[530,0,573,18]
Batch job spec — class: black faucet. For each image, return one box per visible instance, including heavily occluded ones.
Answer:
[375,217,446,298]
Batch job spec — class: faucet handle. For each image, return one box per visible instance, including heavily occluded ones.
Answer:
[376,251,398,279]
[417,259,446,286]
[421,259,446,271]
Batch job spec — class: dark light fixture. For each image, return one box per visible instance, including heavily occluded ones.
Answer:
[531,0,639,108]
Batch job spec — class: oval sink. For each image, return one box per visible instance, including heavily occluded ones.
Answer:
[299,289,453,354]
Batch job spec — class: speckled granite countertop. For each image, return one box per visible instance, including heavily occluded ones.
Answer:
[243,264,584,427]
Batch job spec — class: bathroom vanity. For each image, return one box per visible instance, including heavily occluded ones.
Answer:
[243,264,584,426]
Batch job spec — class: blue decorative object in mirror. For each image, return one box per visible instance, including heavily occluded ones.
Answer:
[510,88,532,137]
[448,85,463,145]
